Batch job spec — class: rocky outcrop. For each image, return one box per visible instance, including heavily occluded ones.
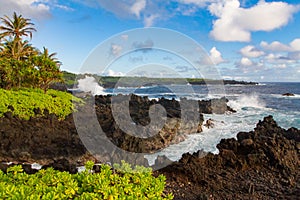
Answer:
[0,113,87,165]
[158,116,300,200]
[282,93,295,96]
[93,95,233,154]
[0,94,232,166]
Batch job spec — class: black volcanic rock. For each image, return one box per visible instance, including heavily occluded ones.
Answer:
[0,114,87,165]
[0,93,298,199]
[93,94,233,154]
[158,116,300,200]
[282,93,295,96]
[0,94,233,167]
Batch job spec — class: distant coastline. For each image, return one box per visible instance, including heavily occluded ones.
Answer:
[101,77,258,88]
[62,71,258,89]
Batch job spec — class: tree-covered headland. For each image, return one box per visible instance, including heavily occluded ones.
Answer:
[0,12,81,120]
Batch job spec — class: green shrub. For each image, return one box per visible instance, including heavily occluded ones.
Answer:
[0,88,83,120]
[0,161,173,200]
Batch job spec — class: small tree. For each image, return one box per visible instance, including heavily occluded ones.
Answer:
[31,55,63,92]
[0,57,13,89]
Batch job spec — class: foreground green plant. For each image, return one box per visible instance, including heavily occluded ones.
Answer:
[0,88,83,120]
[0,161,173,200]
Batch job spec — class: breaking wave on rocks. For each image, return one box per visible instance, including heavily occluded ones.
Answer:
[73,81,300,165]
[146,86,300,165]
[77,76,107,95]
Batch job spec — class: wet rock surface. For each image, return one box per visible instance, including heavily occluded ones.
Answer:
[157,116,300,199]
[92,94,232,155]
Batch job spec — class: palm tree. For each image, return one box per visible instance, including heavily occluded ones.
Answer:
[0,39,38,60]
[0,12,36,41]
[40,47,61,66]
[0,12,62,90]
[0,12,37,61]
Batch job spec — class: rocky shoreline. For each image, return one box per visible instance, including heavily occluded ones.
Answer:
[0,94,232,165]
[0,94,299,199]
[158,116,300,199]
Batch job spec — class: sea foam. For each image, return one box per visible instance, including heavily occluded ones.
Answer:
[77,76,107,95]
[228,93,266,111]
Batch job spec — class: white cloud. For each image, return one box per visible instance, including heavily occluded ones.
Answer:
[54,4,74,12]
[264,53,276,60]
[240,45,265,58]
[130,0,146,18]
[290,38,300,51]
[265,53,296,64]
[0,0,51,19]
[110,44,122,56]
[223,59,300,82]
[209,47,226,64]
[86,0,149,20]
[289,52,300,60]
[240,57,253,66]
[121,34,129,40]
[72,0,300,36]
[260,38,300,61]
[106,69,125,77]
[88,0,162,27]
[143,14,159,27]
[260,41,292,52]
[177,0,218,7]
[232,40,299,79]
[132,39,154,49]
[273,64,287,69]
[222,75,233,80]
[199,46,227,65]
[178,6,198,16]
[223,75,251,81]
[209,0,299,42]
[233,56,265,74]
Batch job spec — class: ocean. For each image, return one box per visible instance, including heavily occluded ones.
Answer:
[102,82,300,165]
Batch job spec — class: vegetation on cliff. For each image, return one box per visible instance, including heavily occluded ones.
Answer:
[0,13,83,120]
[0,88,83,120]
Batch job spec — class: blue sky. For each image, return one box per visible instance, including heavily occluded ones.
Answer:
[1,0,300,82]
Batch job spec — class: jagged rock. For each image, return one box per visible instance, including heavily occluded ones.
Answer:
[0,113,87,166]
[158,116,300,200]
[282,93,295,96]
[0,94,232,169]
[94,94,233,154]
[204,118,215,128]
